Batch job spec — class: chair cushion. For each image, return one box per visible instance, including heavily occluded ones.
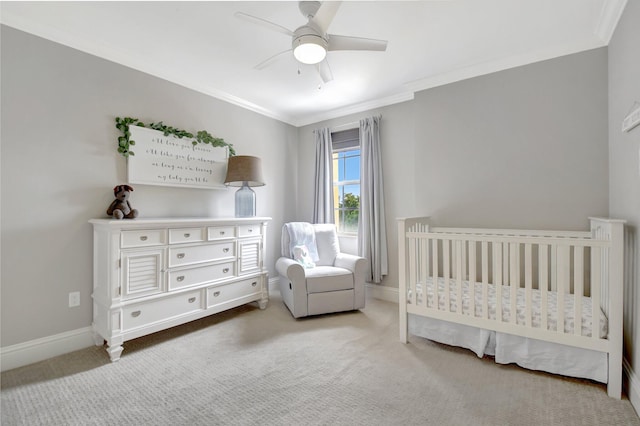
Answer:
[313,224,341,266]
[305,266,353,293]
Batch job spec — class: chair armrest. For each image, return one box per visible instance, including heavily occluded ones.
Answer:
[335,253,367,310]
[275,257,305,281]
[334,253,366,273]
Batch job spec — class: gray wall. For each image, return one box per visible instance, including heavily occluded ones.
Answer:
[298,48,609,290]
[0,26,298,347]
[413,50,609,230]
[608,0,640,383]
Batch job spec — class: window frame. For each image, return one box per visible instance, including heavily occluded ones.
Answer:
[331,128,360,236]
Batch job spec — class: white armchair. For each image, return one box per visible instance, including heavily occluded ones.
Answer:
[276,223,366,318]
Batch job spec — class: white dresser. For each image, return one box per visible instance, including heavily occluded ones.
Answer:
[89,217,270,361]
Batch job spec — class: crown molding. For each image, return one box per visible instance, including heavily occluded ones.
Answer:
[293,91,415,127]
[0,16,298,126]
[595,0,628,44]
[404,39,605,95]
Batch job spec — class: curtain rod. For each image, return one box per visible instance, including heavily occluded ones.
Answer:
[312,115,382,134]
[330,115,382,133]
[330,121,358,132]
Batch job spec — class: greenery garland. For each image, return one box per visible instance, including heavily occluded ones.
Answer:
[115,117,235,157]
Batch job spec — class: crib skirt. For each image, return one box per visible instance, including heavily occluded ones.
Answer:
[408,314,607,383]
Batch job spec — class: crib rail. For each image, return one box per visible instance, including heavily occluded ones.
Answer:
[398,216,625,398]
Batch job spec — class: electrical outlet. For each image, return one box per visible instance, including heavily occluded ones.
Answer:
[68,291,80,308]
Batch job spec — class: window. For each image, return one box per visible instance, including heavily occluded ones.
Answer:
[332,129,360,234]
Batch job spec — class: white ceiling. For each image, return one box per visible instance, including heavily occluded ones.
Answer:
[0,1,627,127]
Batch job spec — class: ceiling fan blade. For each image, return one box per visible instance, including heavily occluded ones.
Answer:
[234,12,294,36]
[254,49,292,70]
[327,34,388,52]
[310,1,342,33]
[316,59,334,83]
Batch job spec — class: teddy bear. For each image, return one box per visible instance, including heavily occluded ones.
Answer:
[292,245,315,269]
[107,184,139,220]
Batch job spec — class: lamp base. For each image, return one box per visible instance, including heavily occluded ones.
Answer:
[235,183,256,217]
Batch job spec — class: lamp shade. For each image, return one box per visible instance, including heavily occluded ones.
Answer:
[224,155,265,187]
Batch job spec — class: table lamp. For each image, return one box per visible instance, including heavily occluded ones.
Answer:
[224,155,265,217]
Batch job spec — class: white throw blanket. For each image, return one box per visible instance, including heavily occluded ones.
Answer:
[284,222,319,262]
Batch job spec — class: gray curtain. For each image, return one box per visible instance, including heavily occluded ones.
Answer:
[358,116,388,283]
[313,127,334,224]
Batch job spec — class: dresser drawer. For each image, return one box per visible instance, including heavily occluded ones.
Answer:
[207,277,261,308]
[121,229,166,248]
[208,226,235,240]
[169,227,205,244]
[168,261,235,290]
[168,242,235,267]
[238,224,261,238]
[122,290,203,331]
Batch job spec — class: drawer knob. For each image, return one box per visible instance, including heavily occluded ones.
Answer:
[213,291,221,297]
[248,229,253,233]
[223,268,229,273]
[177,253,185,259]
[177,276,185,282]
[223,248,229,253]
[220,231,225,235]
[184,233,190,238]
[140,236,148,241]
[131,310,141,317]
[188,297,196,303]
[251,282,257,287]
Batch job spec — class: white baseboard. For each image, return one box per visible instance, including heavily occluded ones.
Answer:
[623,358,640,412]
[1,326,95,372]
[269,277,280,293]
[366,283,399,303]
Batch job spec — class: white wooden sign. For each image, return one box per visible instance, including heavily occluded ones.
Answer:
[127,125,228,189]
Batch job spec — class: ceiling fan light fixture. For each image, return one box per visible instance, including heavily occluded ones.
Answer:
[293,34,327,65]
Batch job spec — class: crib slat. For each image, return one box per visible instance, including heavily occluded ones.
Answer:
[574,246,584,336]
[557,245,570,334]
[409,237,417,306]
[509,242,518,325]
[432,239,439,310]
[550,244,557,292]
[482,241,489,320]
[525,243,532,327]
[494,242,503,322]
[539,244,549,331]
[503,245,509,286]
[424,236,430,290]
[443,239,451,312]
[461,240,467,280]
[469,241,477,318]
[591,246,602,339]
[419,236,427,308]
[456,240,463,314]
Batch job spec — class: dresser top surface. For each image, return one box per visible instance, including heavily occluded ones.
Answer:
[90,217,271,228]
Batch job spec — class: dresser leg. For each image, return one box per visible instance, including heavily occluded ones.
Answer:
[106,344,123,362]
[258,298,268,310]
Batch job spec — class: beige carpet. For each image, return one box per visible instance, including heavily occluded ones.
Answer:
[2,293,639,426]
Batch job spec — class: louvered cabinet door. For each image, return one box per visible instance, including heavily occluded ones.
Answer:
[238,239,261,275]
[121,248,165,300]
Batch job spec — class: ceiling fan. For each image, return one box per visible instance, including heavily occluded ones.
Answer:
[235,1,388,83]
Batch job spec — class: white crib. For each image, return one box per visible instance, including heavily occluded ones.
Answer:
[398,216,625,398]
